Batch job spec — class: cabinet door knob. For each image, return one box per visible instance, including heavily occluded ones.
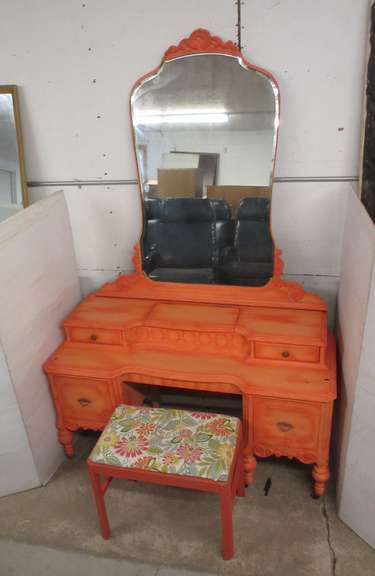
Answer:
[282,350,290,358]
[277,421,294,433]
[90,334,98,341]
[78,398,91,407]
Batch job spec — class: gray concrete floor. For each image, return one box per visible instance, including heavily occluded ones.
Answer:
[0,539,210,576]
[0,431,374,576]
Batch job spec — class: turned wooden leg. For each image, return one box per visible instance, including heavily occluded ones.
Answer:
[220,489,234,560]
[312,403,333,498]
[243,450,257,485]
[312,463,330,498]
[58,427,74,458]
[242,394,256,485]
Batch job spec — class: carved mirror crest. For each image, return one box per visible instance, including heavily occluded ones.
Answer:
[130,29,280,287]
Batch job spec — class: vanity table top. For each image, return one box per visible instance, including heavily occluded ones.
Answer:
[44,334,336,402]
[64,297,153,328]
[64,295,327,347]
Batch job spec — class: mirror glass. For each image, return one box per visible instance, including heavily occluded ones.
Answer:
[131,53,279,286]
[0,86,27,223]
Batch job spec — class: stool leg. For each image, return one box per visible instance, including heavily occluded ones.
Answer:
[150,388,161,408]
[220,489,234,560]
[88,467,110,539]
[236,454,246,498]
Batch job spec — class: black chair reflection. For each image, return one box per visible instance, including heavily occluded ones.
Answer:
[217,198,274,286]
[142,198,232,284]
[142,196,273,286]
[144,196,163,220]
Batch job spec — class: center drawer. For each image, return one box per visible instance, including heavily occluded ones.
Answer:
[254,341,319,363]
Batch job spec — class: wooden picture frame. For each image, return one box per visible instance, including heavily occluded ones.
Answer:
[360,3,375,224]
[0,85,28,207]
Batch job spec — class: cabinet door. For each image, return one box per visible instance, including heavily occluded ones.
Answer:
[253,397,321,462]
[55,376,115,427]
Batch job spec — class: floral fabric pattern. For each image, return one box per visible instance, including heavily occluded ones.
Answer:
[90,404,240,482]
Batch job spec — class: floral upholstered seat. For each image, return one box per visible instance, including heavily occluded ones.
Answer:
[90,404,240,482]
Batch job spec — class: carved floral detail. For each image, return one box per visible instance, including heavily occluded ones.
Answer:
[254,444,316,464]
[116,245,144,288]
[279,280,306,302]
[273,248,284,278]
[164,28,241,60]
[270,248,306,302]
[126,326,247,357]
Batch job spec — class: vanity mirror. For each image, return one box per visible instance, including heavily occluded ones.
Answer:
[0,86,28,222]
[131,29,279,287]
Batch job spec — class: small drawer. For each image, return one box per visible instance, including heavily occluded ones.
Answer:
[254,342,319,363]
[55,376,114,423]
[67,326,122,346]
[253,397,321,454]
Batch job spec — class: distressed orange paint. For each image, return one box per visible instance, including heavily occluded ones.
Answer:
[45,261,336,497]
[44,30,336,498]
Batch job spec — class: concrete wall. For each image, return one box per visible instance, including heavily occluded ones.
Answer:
[336,189,375,548]
[0,192,81,496]
[0,0,370,317]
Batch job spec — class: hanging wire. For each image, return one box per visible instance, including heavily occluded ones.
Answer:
[235,0,244,50]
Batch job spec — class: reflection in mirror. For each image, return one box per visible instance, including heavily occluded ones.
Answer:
[131,51,279,286]
[0,86,28,223]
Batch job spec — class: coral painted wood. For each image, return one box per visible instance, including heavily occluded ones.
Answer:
[164,28,241,59]
[43,29,337,499]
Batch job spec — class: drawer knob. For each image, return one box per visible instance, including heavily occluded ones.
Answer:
[277,421,294,433]
[78,398,91,407]
[282,350,290,358]
[90,334,98,341]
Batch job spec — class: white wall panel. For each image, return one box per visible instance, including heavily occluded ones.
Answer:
[64,185,142,271]
[272,181,348,276]
[242,0,369,178]
[282,274,340,330]
[0,0,366,181]
[29,184,142,284]
[336,190,375,548]
[0,192,81,490]
[0,343,39,497]
[0,0,235,182]
[337,192,375,422]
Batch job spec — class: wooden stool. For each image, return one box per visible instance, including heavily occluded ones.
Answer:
[87,404,245,560]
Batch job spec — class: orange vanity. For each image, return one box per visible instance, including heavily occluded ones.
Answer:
[44,249,336,497]
[44,29,336,497]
